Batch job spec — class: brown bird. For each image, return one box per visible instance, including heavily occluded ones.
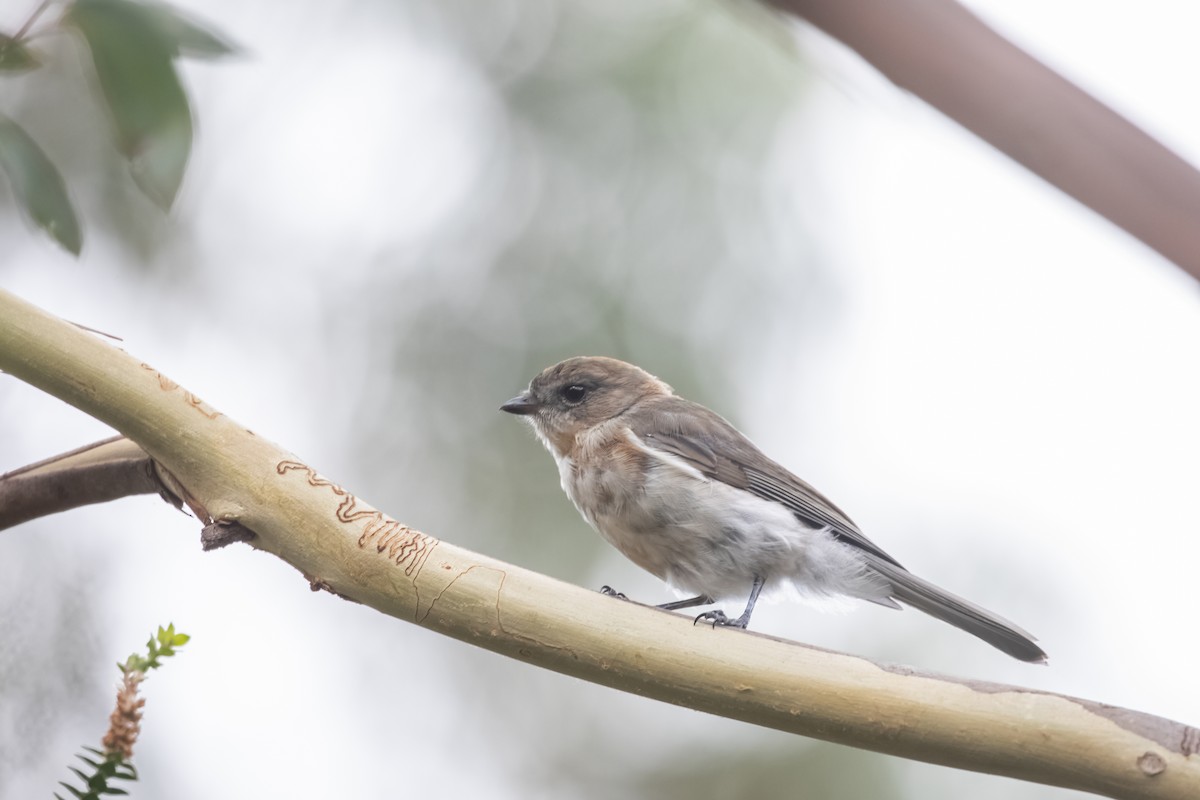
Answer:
[502,356,1046,663]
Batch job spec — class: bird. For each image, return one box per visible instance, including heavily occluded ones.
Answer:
[500,356,1047,663]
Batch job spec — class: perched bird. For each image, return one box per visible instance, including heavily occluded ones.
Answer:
[501,356,1046,663]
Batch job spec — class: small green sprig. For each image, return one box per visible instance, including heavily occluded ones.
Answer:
[56,747,137,800]
[55,623,189,800]
[120,623,190,675]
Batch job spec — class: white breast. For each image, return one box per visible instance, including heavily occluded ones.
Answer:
[554,427,890,605]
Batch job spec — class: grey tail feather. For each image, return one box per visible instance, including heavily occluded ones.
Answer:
[864,556,1048,664]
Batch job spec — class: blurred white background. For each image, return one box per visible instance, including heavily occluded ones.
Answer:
[2,1,1197,798]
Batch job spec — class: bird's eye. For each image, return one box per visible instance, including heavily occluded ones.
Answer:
[561,385,588,405]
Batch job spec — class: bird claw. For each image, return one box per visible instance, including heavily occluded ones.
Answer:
[693,609,748,629]
[599,585,628,600]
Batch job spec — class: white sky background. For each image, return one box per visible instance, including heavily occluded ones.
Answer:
[2,2,1198,798]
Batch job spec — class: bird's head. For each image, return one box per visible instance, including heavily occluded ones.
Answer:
[500,356,671,455]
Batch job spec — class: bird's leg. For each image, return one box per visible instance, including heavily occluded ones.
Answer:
[599,585,628,600]
[694,576,765,629]
[658,595,714,611]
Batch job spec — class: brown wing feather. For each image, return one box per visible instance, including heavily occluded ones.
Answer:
[619,394,1048,662]
[626,395,904,568]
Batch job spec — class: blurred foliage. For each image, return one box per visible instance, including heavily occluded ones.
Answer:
[0,32,41,71]
[0,0,235,254]
[0,113,81,253]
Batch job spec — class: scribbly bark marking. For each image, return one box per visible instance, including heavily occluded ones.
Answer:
[276,460,435,577]
[139,363,221,419]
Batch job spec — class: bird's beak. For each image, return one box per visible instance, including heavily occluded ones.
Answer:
[500,392,539,415]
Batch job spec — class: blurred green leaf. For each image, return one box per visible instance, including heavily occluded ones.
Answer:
[0,33,40,72]
[139,2,239,59]
[0,114,83,254]
[67,0,193,209]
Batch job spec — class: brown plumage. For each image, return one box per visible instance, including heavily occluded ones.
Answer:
[502,356,1046,663]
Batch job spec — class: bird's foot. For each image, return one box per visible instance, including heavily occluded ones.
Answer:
[693,609,749,629]
[599,585,628,600]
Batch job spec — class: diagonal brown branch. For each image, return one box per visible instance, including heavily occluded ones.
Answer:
[768,0,1200,282]
[0,435,171,530]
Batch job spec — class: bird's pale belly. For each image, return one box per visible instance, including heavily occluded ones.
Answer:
[561,455,822,599]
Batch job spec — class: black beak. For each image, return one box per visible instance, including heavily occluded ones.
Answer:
[500,392,539,415]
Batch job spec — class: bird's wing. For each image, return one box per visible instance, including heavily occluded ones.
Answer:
[625,395,904,568]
